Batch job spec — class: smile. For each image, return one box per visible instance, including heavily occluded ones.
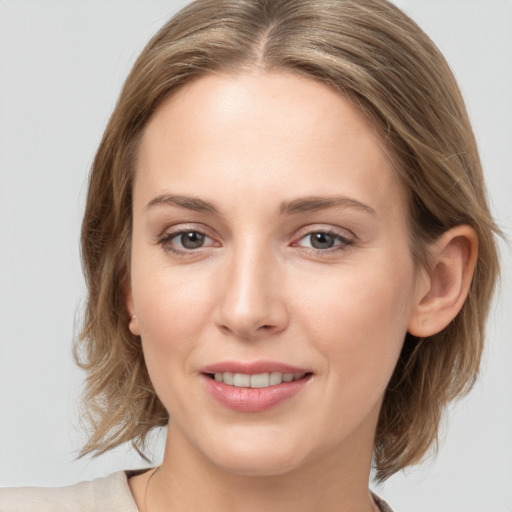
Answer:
[201,366,313,412]
[209,372,307,388]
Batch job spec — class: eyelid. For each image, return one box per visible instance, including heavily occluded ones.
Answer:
[292,224,355,241]
[157,222,216,240]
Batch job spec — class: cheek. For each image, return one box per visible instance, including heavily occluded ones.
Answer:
[133,258,212,335]
[130,262,216,389]
[133,277,215,416]
[297,257,415,387]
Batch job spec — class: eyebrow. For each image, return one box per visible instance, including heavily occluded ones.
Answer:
[146,193,376,216]
[146,194,219,214]
[279,196,376,216]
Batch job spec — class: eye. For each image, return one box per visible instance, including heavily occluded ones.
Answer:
[307,232,338,250]
[176,231,207,249]
[294,230,353,252]
[159,229,218,254]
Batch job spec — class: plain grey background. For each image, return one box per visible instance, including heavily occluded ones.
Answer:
[0,1,511,511]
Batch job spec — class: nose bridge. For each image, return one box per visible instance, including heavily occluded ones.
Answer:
[216,236,287,338]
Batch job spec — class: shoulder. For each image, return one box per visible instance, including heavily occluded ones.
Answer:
[0,471,139,512]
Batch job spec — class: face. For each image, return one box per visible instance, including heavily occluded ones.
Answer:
[128,71,425,477]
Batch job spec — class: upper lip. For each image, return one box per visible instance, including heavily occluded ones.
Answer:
[200,361,311,375]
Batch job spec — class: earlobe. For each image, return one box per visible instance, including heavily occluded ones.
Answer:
[129,314,140,336]
[125,284,141,336]
[408,225,478,338]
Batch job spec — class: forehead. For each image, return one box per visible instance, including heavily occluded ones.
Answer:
[135,71,405,220]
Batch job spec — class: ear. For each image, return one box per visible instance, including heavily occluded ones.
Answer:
[408,225,478,338]
[124,282,140,336]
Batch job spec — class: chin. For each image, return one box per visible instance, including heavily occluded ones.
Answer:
[202,435,310,477]
[214,452,304,477]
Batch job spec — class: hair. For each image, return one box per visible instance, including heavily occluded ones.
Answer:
[76,0,500,481]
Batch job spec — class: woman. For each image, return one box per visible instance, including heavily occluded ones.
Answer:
[0,0,501,511]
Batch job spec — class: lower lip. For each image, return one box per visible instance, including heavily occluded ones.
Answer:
[201,374,312,413]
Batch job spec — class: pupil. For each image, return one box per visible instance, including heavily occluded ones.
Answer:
[181,232,204,249]
[310,232,334,249]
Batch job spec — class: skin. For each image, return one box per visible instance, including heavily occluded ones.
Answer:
[125,71,477,512]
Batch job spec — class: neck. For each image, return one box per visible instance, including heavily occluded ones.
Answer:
[144,422,377,512]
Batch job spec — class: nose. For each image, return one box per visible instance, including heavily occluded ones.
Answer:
[215,242,289,340]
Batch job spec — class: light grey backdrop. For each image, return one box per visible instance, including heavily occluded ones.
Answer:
[0,1,511,511]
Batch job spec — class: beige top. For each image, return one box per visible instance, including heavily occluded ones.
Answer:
[0,471,394,512]
[0,471,138,512]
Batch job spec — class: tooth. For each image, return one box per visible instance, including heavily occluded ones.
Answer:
[233,373,251,387]
[269,372,282,385]
[212,371,305,388]
[250,373,270,388]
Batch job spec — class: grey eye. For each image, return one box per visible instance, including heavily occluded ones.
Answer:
[179,232,205,249]
[309,232,336,249]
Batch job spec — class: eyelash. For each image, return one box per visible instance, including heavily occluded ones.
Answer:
[157,227,354,256]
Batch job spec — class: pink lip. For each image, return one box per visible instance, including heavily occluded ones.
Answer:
[201,360,310,375]
[200,361,313,413]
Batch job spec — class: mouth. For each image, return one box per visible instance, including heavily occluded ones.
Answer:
[204,371,312,389]
[200,363,313,412]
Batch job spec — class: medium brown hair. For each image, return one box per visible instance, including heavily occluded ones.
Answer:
[76,0,500,481]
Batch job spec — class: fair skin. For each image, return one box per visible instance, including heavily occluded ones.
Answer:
[126,71,477,512]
